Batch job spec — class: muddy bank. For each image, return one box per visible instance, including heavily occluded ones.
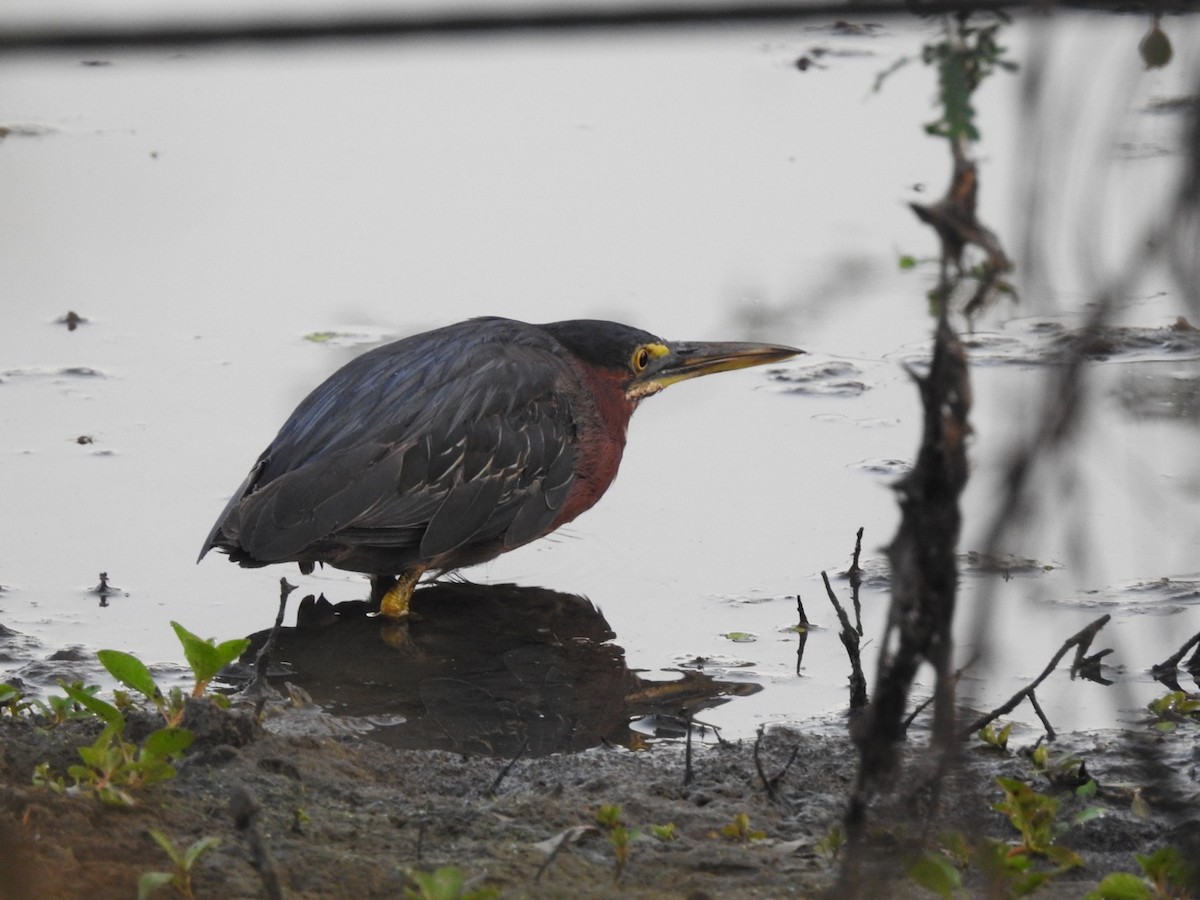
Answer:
[2,699,1196,899]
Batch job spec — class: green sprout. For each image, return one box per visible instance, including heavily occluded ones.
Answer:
[403,866,499,900]
[169,621,249,698]
[137,830,221,899]
[716,812,767,843]
[977,721,1013,752]
[594,804,639,880]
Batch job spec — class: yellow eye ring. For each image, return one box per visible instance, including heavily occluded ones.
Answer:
[632,347,652,373]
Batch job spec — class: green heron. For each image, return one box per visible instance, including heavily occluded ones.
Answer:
[199,317,801,618]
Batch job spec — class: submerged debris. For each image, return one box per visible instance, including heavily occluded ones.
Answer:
[57,311,87,331]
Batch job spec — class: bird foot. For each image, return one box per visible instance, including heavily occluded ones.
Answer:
[374,568,425,619]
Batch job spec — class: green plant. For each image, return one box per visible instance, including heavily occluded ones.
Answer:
[137,829,221,899]
[977,721,1013,752]
[98,622,247,729]
[1146,691,1200,732]
[908,847,964,898]
[0,682,31,716]
[994,777,1083,870]
[98,649,187,727]
[1087,846,1196,899]
[594,803,638,879]
[31,761,65,793]
[169,621,249,698]
[649,823,677,842]
[61,682,193,806]
[975,835,1058,897]
[27,621,247,806]
[921,16,1017,144]
[403,866,499,900]
[1027,742,1098,795]
[30,680,104,726]
[816,824,845,861]
[715,812,767,843]
[33,682,193,807]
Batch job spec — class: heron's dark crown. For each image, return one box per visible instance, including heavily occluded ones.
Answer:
[540,319,663,373]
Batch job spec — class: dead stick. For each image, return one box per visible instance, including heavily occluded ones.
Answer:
[1151,628,1200,677]
[795,594,810,677]
[822,570,867,710]
[1027,689,1056,742]
[849,526,865,636]
[960,613,1110,738]
[253,578,297,683]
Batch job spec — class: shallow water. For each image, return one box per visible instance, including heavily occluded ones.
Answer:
[2,15,1198,747]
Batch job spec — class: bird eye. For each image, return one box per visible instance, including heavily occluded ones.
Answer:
[632,347,651,373]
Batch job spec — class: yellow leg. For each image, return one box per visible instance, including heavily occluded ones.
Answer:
[378,566,425,619]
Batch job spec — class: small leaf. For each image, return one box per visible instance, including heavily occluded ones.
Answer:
[1031,743,1049,768]
[1074,779,1098,799]
[1135,846,1186,881]
[171,622,249,691]
[172,622,221,681]
[143,727,195,759]
[0,683,22,703]
[1042,844,1083,869]
[97,785,137,807]
[98,650,162,702]
[213,638,250,670]
[650,823,677,842]
[148,829,184,866]
[60,682,124,730]
[137,871,176,900]
[722,632,757,643]
[1084,871,1153,900]
[595,804,622,828]
[409,866,465,898]
[908,851,962,898]
[1012,871,1049,896]
[183,835,222,868]
[898,255,917,270]
[1073,804,1105,825]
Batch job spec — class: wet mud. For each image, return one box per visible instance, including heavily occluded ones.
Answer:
[2,699,1197,899]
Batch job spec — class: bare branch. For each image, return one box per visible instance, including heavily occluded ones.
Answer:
[960,613,1112,739]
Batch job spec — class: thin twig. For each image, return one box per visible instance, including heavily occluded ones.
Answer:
[249,578,297,716]
[822,570,867,711]
[254,578,297,682]
[1151,628,1200,680]
[960,614,1111,739]
[1027,690,1056,742]
[795,594,810,677]
[849,527,865,636]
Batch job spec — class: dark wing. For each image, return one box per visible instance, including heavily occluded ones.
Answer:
[201,318,580,568]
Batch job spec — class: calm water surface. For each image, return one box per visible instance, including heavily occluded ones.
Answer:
[2,15,1198,741]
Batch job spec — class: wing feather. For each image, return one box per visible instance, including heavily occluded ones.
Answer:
[207,318,584,570]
